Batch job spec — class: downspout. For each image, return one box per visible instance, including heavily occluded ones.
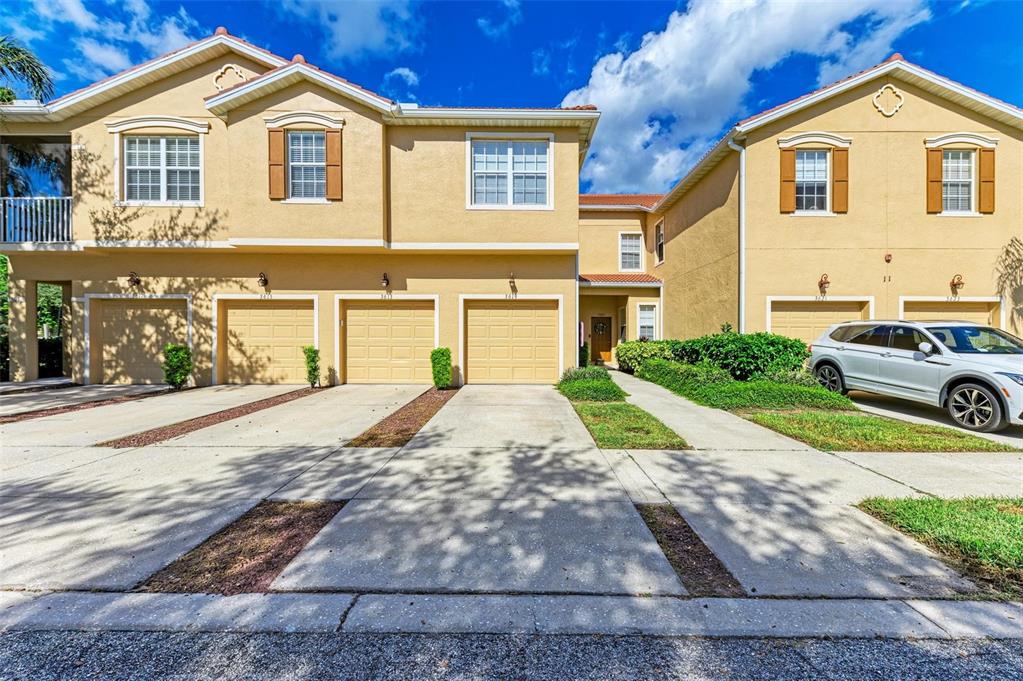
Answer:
[726,136,746,333]
[575,250,581,367]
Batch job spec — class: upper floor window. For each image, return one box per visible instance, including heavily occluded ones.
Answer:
[654,222,665,264]
[795,149,828,211]
[619,233,642,272]
[942,150,973,213]
[288,131,326,200]
[468,134,551,209]
[124,136,200,203]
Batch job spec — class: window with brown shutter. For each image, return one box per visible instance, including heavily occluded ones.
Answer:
[268,128,285,200]
[780,148,795,212]
[325,128,342,200]
[979,148,995,213]
[926,148,942,213]
[831,148,848,213]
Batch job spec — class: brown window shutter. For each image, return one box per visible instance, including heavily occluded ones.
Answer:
[268,128,285,200]
[978,148,995,213]
[780,148,795,213]
[926,148,942,213]
[831,148,848,213]
[325,129,342,200]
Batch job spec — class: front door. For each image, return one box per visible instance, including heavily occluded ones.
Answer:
[591,317,612,363]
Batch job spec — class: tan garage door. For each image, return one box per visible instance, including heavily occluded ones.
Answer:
[99,299,188,384]
[465,300,558,384]
[903,301,999,326]
[770,300,868,343]
[344,301,435,383]
[222,300,314,384]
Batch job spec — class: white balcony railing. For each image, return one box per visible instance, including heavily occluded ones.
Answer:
[1,197,73,243]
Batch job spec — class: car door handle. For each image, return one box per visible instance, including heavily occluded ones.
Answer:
[881,352,892,358]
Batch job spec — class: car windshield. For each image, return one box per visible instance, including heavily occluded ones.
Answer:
[924,326,1023,355]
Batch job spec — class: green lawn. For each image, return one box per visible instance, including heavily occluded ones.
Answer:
[573,401,688,450]
[859,497,1023,597]
[746,410,1017,452]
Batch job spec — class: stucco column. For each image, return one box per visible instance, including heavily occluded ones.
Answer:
[8,279,39,382]
[59,283,73,378]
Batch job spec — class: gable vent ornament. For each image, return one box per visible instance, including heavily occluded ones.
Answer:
[214,64,245,92]
[872,84,905,118]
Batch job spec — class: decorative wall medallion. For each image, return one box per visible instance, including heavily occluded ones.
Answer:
[872,83,904,118]
[214,64,245,92]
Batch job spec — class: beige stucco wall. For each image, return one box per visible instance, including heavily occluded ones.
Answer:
[742,75,1023,334]
[7,252,577,385]
[578,210,649,273]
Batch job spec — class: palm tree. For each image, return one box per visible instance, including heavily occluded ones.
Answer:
[0,36,54,104]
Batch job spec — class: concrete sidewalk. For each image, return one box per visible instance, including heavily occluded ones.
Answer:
[0,383,168,417]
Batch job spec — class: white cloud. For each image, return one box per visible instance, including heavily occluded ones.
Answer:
[279,0,419,62]
[32,0,98,31]
[477,0,522,39]
[381,66,420,101]
[562,0,931,193]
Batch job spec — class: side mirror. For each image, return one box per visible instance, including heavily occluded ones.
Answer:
[918,341,934,355]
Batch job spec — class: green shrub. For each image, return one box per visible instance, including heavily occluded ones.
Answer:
[675,332,809,380]
[162,343,192,389]
[614,340,681,373]
[302,346,320,388]
[558,378,627,402]
[559,365,611,383]
[579,342,589,368]
[430,347,452,388]
[637,358,733,394]
[762,368,821,388]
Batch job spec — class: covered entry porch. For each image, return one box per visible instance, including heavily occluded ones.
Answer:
[579,274,661,366]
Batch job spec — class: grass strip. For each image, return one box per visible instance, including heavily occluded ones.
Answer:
[346,387,457,447]
[137,500,345,595]
[859,497,1023,598]
[557,377,628,402]
[573,401,687,449]
[0,387,173,425]
[98,387,318,448]
[745,410,1017,452]
[636,503,745,597]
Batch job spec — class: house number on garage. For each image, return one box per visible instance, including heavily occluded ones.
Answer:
[258,293,274,300]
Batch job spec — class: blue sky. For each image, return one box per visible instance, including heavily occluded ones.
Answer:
[2,0,1021,193]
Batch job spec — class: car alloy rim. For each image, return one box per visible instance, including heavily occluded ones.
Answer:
[816,366,840,392]
[950,388,994,428]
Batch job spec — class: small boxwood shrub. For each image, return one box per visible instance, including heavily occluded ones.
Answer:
[559,365,611,383]
[302,346,320,388]
[162,343,192,389]
[614,340,681,373]
[431,347,452,388]
[558,378,627,402]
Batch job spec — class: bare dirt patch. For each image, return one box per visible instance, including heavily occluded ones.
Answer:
[0,387,172,425]
[346,387,457,447]
[637,503,745,597]
[98,387,318,448]
[137,500,345,595]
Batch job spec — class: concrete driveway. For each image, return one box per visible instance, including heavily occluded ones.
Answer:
[0,383,168,417]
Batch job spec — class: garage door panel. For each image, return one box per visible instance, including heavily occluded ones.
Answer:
[344,301,434,384]
[903,301,998,326]
[223,301,314,384]
[99,299,188,384]
[465,301,559,384]
[770,300,868,344]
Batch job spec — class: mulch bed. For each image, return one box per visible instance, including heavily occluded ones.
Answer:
[137,500,345,595]
[346,387,458,447]
[0,387,173,425]
[637,503,746,597]
[98,387,318,448]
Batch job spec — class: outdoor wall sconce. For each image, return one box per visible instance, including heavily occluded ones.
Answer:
[257,272,269,288]
[127,271,142,287]
[950,274,965,295]
[381,273,389,289]
[509,272,515,286]
[817,273,830,295]
[884,253,893,264]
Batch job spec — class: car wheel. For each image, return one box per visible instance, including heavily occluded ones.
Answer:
[947,382,1006,433]
[814,363,846,394]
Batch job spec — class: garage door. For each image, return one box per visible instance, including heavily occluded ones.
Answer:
[770,300,868,343]
[465,300,558,384]
[903,301,999,326]
[221,300,314,384]
[344,301,435,383]
[99,299,188,384]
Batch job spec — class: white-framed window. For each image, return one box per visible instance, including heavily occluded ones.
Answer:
[124,135,200,204]
[288,131,326,199]
[795,149,828,211]
[618,306,627,343]
[654,221,665,264]
[619,232,643,272]
[942,149,974,213]
[467,133,553,209]
[638,304,658,341]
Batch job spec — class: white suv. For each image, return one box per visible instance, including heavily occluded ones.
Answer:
[809,320,1023,433]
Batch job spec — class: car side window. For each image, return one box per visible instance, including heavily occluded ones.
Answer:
[846,324,890,347]
[889,326,927,351]
[830,324,869,342]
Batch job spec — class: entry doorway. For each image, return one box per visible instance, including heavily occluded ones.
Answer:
[591,316,612,363]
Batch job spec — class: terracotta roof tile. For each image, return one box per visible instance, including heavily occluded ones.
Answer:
[207,57,394,105]
[579,273,662,284]
[579,194,662,208]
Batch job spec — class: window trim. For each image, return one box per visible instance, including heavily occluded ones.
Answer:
[618,231,644,273]
[793,148,830,215]
[618,305,627,343]
[654,220,665,265]
[119,134,204,207]
[939,148,977,216]
[286,129,327,201]
[636,302,659,341]
[465,131,554,211]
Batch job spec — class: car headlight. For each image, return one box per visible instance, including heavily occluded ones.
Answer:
[995,372,1023,386]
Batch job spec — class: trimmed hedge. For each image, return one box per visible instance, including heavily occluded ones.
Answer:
[614,340,681,373]
[637,358,852,411]
[616,332,809,380]
[558,378,627,402]
[162,343,192,389]
[431,347,452,388]
[302,346,320,388]
[560,365,611,383]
